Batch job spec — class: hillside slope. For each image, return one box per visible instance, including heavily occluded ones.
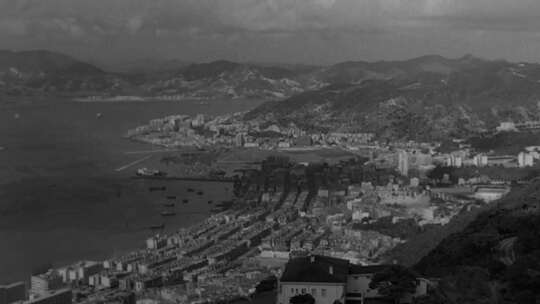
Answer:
[246,56,540,140]
[413,180,540,304]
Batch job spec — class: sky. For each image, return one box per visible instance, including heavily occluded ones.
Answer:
[2,0,540,66]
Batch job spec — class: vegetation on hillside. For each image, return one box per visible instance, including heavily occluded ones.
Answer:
[412,180,540,304]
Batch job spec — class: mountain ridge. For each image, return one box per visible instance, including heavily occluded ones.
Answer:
[5,49,540,137]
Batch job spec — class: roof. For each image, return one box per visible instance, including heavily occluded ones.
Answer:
[280,255,350,283]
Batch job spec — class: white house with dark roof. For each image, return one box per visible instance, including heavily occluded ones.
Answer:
[277,255,429,304]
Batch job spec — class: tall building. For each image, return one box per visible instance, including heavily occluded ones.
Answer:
[235,132,245,147]
[31,271,63,296]
[398,150,409,176]
[518,152,534,168]
[0,282,27,304]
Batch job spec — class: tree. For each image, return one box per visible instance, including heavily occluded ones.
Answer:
[290,294,315,304]
[369,265,418,304]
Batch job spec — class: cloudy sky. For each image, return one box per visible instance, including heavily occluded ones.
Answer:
[2,0,540,65]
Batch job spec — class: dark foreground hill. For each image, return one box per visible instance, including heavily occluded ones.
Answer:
[411,180,540,304]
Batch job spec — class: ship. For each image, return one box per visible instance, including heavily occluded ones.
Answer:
[160,211,176,217]
[136,168,167,177]
[96,113,103,118]
[207,200,213,204]
[149,223,165,230]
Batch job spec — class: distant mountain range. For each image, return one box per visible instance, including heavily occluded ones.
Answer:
[246,55,540,140]
[4,50,540,140]
[0,50,322,99]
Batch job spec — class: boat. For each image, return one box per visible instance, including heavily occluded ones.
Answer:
[182,199,189,204]
[207,200,213,204]
[197,191,204,195]
[187,188,195,192]
[161,211,176,216]
[96,113,103,118]
[210,206,225,213]
[166,195,176,200]
[149,223,165,230]
[163,202,175,207]
[136,168,167,177]
[149,186,166,192]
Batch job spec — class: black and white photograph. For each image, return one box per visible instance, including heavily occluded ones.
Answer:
[1,1,540,303]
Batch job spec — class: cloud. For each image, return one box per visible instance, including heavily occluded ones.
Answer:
[2,0,540,64]
[0,18,28,36]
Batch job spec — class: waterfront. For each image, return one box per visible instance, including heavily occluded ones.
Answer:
[0,98,263,283]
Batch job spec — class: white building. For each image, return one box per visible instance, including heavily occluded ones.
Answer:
[398,151,409,176]
[518,152,534,168]
[277,255,429,304]
[473,186,510,203]
[474,154,488,167]
[496,122,517,132]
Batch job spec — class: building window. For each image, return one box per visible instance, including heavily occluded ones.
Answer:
[321,289,327,297]
[311,288,317,296]
[301,288,306,294]
[291,288,294,294]
[296,289,299,295]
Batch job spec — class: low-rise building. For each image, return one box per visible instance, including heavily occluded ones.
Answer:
[31,271,63,296]
[26,289,71,304]
[277,255,428,304]
[0,282,26,304]
[473,186,510,203]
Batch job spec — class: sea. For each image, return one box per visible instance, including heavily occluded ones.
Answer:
[0,98,263,283]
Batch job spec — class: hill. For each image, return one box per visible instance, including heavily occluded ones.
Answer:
[246,55,540,140]
[0,50,320,100]
[412,180,540,304]
[0,50,126,96]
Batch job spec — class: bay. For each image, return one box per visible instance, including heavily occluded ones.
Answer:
[0,98,262,283]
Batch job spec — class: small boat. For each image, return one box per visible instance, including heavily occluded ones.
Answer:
[149,223,165,230]
[182,199,189,204]
[211,206,225,213]
[161,211,176,217]
[207,200,213,204]
[163,202,175,207]
[187,188,195,192]
[149,186,167,192]
[13,113,20,120]
[96,113,103,118]
[166,195,176,200]
[137,168,167,177]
